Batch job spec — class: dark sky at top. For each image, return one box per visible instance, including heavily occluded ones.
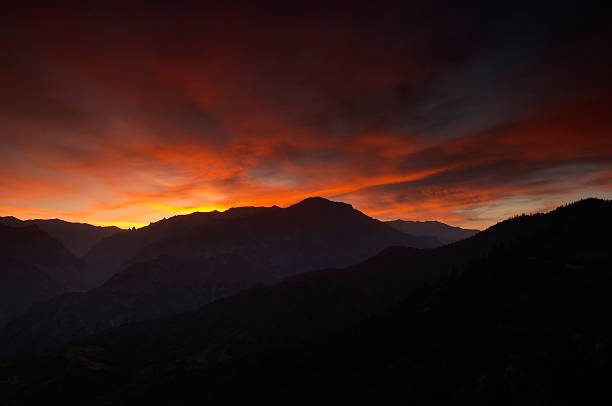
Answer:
[1,2,611,228]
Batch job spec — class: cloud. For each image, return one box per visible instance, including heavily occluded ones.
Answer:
[0,3,610,228]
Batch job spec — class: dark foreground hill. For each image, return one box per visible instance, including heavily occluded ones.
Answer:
[0,224,87,325]
[0,217,123,257]
[83,197,440,287]
[1,198,609,405]
[386,219,479,244]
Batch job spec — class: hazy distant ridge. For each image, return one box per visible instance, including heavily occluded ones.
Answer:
[386,219,479,244]
[0,217,123,257]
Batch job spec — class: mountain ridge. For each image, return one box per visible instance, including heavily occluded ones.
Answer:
[386,218,479,244]
[82,197,440,287]
[0,253,272,353]
[0,217,123,257]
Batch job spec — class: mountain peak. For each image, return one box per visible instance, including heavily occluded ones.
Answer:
[290,197,353,210]
[0,216,23,227]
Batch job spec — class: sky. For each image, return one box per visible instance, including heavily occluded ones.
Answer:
[1,2,611,229]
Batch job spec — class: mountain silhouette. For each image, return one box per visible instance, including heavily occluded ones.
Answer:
[0,254,271,354]
[0,198,439,353]
[0,224,87,325]
[2,198,609,406]
[200,198,612,405]
[83,197,440,287]
[0,216,123,257]
[386,219,479,244]
[166,198,610,405]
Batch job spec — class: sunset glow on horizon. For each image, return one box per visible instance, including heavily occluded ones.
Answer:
[1,3,611,230]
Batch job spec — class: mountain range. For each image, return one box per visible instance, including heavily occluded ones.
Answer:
[0,198,609,405]
[0,197,467,337]
[2,197,607,405]
[81,197,442,287]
